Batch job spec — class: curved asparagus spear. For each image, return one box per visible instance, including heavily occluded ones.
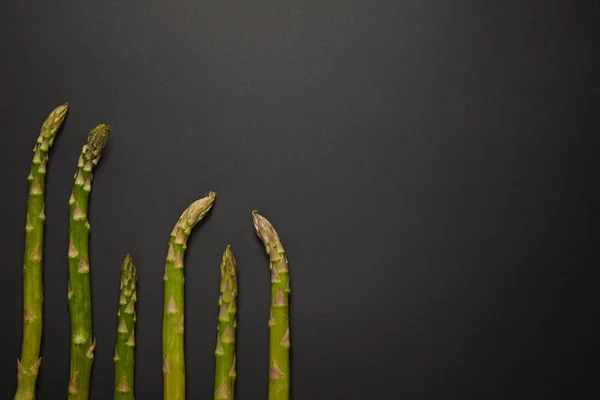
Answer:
[114,254,137,400]
[252,211,291,400]
[67,124,111,400]
[15,104,69,400]
[163,193,216,400]
[213,246,237,400]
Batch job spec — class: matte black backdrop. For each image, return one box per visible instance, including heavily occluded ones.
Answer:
[1,1,598,399]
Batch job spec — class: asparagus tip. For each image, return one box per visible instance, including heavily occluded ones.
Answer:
[41,103,69,139]
[252,211,279,242]
[179,192,216,229]
[120,254,137,292]
[221,245,237,278]
[223,244,234,263]
[206,191,217,203]
[88,124,111,150]
[251,210,260,233]
[56,102,69,113]
[54,102,69,113]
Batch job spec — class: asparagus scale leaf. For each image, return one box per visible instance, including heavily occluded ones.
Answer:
[114,255,137,400]
[163,192,216,400]
[213,246,237,400]
[67,124,111,400]
[15,104,69,400]
[252,211,291,400]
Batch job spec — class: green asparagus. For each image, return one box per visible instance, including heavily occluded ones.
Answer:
[15,103,69,400]
[163,193,216,400]
[252,211,291,400]
[213,246,237,400]
[114,254,137,400]
[67,124,111,400]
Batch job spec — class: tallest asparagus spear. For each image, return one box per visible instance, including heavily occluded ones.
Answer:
[252,211,291,400]
[15,104,69,400]
[163,193,216,400]
[67,124,111,400]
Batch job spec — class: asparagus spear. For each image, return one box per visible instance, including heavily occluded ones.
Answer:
[252,211,291,400]
[15,104,69,400]
[213,246,237,400]
[114,254,137,400]
[67,124,111,400]
[163,193,216,400]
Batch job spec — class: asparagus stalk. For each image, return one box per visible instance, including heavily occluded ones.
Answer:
[114,254,137,400]
[252,211,291,400]
[15,104,69,400]
[67,124,111,400]
[213,246,237,400]
[163,193,216,400]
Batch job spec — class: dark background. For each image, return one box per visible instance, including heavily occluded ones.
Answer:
[1,1,598,399]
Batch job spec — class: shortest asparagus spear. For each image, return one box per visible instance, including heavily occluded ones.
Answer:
[214,246,237,400]
[114,254,137,400]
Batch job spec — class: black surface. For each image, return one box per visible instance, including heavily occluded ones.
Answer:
[1,1,599,399]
